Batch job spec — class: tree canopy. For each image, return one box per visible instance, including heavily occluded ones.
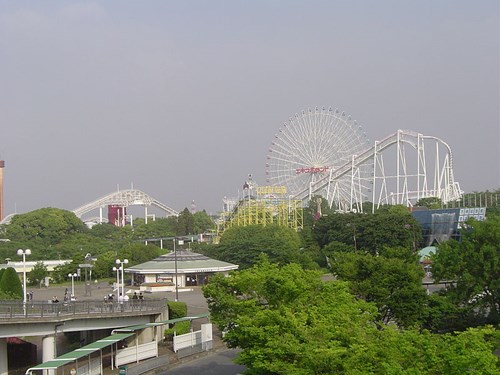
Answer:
[312,208,422,255]
[431,216,500,325]
[329,250,427,328]
[206,224,309,269]
[28,261,48,287]
[5,208,87,245]
[203,259,499,374]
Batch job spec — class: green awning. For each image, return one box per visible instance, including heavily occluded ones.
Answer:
[113,314,209,332]
[26,359,74,370]
[25,332,134,372]
[95,332,134,344]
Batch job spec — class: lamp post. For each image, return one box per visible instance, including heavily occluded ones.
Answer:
[17,249,31,310]
[173,239,179,301]
[112,266,120,297]
[84,253,92,296]
[68,273,77,299]
[115,259,128,300]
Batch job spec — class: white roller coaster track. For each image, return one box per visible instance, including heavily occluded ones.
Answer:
[72,189,179,222]
[294,130,462,212]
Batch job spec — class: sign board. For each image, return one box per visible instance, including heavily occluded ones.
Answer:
[78,264,93,268]
[256,186,287,195]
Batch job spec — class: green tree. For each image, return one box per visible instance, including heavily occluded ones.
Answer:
[329,251,427,327]
[313,209,421,256]
[5,208,87,245]
[193,210,215,234]
[176,208,195,236]
[118,243,161,266]
[431,216,500,325]
[203,257,380,374]
[130,217,176,240]
[212,224,306,269]
[28,261,48,287]
[203,259,499,374]
[0,267,23,299]
[91,251,118,279]
[51,260,81,284]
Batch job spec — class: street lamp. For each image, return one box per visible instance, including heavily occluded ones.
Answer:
[173,239,179,301]
[84,253,93,296]
[112,266,120,297]
[17,249,31,308]
[115,259,128,300]
[68,273,77,299]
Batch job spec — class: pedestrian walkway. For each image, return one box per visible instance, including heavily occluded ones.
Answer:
[23,282,226,374]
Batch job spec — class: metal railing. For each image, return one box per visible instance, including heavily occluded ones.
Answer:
[0,298,167,319]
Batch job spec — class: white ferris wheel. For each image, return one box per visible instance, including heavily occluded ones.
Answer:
[265,107,371,207]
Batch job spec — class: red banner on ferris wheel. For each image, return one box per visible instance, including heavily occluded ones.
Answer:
[295,166,329,174]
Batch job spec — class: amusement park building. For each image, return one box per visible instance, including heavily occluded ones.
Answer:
[410,206,486,246]
[125,250,238,292]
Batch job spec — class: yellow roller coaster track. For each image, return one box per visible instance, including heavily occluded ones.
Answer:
[217,192,303,238]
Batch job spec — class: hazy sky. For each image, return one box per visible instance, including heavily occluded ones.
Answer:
[1,1,499,216]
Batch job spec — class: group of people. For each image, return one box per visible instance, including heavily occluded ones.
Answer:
[52,295,77,303]
[50,290,145,305]
[103,292,144,301]
[132,292,144,300]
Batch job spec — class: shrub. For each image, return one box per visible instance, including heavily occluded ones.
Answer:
[0,267,23,299]
[164,320,191,338]
[167,300,187,319]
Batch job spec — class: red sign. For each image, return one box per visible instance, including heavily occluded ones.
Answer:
[295,166,329,174]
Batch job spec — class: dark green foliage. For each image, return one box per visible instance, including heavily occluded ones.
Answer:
[168,300,187,319]
[130,217,176,241]
[118,243,162,266]
[431,216,500,325]
[164,320,191,338]
[313,208,421,255]
[0,209,187,268]
[211,224,309,269]
[193,210,215,234]
[0,269,16,299]
[88,223,123,240]
[421,293,472,333]
[316,208,427,328]
[203,259,499,374]
[90,251,117,280]
[330,251,427,327]
[5,208,87,245]
[0,267,23,299]
[176,208,195,236]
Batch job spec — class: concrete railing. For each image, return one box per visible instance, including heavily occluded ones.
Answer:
[0,298,168,320]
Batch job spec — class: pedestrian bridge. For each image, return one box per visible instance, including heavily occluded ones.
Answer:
[0,298,167,338]
[0,299,169,375]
